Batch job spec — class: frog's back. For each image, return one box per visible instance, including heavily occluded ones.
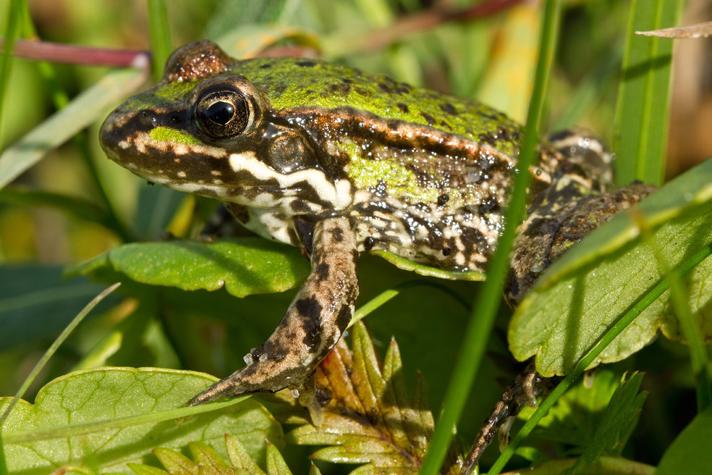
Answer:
[233,57,521,158]
[230,58,532,270]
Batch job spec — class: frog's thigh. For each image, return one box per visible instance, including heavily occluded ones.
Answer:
[190,216,358,404]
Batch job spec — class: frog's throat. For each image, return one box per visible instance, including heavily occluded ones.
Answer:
[189,216,358,404]
[228,152,353,209]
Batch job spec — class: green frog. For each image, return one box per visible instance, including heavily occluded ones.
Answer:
[100,40,653,406]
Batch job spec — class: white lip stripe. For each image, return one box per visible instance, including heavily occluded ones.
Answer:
[229,152,352,209]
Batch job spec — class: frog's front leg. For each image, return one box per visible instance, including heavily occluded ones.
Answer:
[189,216,359,405]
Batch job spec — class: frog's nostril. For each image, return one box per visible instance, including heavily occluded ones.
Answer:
[138,110,159,129]
[167,111,183,125]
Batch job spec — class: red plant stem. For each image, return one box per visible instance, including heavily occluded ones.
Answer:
[0,39,148,68]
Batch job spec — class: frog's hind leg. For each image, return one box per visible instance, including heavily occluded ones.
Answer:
[462,365,552,473]
[545,129,614,191]
[189,216,359,405]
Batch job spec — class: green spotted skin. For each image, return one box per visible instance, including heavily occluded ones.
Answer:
[100,40,653,404]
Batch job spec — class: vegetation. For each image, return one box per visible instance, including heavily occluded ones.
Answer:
[0,1,710,473]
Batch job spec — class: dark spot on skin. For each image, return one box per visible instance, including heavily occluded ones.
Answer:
[396,102,409,113]
[393,82,412,94]
[290,200,310,212]
[461,227,489,251]
[315,387,332,406]
[387,120,400,131]
[378,82,392,93]
[547,129,575,142]
[315,263,330,281]
[478,131,498,146]
[331,226,344,242]
[364,236,376,251]
[355,87,369,96]
[342,78,353,84]
[442,247,452,256]
[261,340,287,361]
[295,297,323,350]
[374,180,388,197]
[272,82,288,95]
[336,305,352,331]
[437,194,450,206]
[294,217,315,255]
[480,196,500,213]
[250,347,263,361]
[296,59,317,67]
[477,109,500,121]
[421,112,436,126]
[328,82,352,95]
[351,249,359,263]
[440,103,457,115]
[259,63,272,69]
[227,204,249,223]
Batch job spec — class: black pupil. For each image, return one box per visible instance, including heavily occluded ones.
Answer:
[205,101,235,125]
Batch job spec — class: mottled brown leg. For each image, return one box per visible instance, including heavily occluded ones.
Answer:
[461,365,549,474]
[189,216,358,405]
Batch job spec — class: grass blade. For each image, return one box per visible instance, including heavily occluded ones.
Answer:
[0,0,24,144]
[0,67,146,189]
[0,282,121,426]
[419,1,563,473]
[147,0,172,80]
[613,0,683,186]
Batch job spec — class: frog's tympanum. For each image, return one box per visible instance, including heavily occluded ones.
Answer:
[100,41,653,405]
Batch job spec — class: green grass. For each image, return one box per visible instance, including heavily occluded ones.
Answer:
[613,0,683,186]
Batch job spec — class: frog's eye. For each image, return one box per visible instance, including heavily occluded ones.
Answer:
[195,89,253,139]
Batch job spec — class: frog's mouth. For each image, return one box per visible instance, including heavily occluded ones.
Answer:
[100,110,354,209]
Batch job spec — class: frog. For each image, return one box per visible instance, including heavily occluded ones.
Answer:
[99,40,654,409]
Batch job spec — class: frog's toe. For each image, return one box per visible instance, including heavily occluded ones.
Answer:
[188,354,305,405]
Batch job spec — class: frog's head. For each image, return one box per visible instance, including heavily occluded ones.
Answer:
[100,40,351,211]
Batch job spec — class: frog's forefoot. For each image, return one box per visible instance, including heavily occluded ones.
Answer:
[189,217,359,406]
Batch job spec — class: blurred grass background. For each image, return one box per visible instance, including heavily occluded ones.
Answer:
[0,0,710,469]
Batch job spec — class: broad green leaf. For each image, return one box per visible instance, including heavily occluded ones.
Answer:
[0,264,117,349]
[226,433,267,474]
[657,405,712,475]
[371,250,485,281]
[520,369,620,447]
[188,442,235,472]
[72,238,309,298]
[510,160,712,376]
[0,367,282,474]
[289,321,462,474]
[129,436,294,474]
[0,67,146,189]
[570,373,647,473]
[613,0,683,185]
[265,441,293,475]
